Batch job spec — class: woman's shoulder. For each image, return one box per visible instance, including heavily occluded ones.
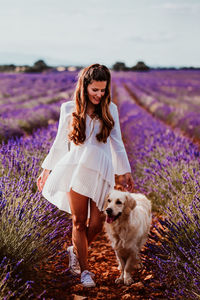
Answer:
[109,101,118,115]
[61,100,75,114]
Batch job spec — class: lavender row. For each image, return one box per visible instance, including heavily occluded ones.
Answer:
[112,77,200,207]
[0,123,73,298]
[113,77,200,298]
[119,70,200,104]
[0,71,77,105]
[146,196,200,299]
[115,70,200,141]
[0,98,68,143]
[0,71,77,142]
[0,86,74,116]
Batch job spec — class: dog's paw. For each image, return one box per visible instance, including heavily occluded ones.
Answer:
[115,277,124,284]
[124,276,133,286]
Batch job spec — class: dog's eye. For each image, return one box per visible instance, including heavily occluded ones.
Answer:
[107,199,111,203]
[116,199,122,205]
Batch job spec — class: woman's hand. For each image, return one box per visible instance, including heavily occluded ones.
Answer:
[37,169,51,192]
[123,172,135,192]
[115,172,135,192]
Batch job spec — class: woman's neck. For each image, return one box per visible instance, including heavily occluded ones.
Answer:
[86,102,95,115]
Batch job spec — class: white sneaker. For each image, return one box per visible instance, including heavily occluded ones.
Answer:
[67,246,81,276]
[81,270,96,287]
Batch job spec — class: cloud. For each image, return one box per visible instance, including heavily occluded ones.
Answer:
[162,2,200,15]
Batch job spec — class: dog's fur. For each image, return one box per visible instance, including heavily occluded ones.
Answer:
[104,189,152,285]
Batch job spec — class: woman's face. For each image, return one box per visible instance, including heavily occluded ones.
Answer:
[87,80,107,106]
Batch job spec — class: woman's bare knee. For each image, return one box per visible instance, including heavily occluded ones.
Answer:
[72,215,87,232]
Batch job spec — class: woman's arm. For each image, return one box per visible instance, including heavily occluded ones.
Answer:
[110,103,134,192]
[37,168,51,192]
[41,102,72,171]
[37,102,72,192]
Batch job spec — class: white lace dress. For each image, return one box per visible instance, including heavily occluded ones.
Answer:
[41,100,131,215]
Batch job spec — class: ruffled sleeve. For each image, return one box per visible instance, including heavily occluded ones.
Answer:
[41,101,73,171]
[109,103,131,175]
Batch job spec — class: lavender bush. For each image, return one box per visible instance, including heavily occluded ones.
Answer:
[0,124,72,298]
[116,70,200,141]
[113,77,200,298]
[146,195,200,299]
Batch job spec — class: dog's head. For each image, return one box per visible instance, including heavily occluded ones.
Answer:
[104,190,136,224]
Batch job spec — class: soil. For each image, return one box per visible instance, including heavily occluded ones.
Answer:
[34,214,167,300]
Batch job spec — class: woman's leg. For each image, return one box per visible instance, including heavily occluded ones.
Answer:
[67,188,89,272]
[87,199,105,246]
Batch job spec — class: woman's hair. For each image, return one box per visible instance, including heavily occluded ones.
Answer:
[68,63,114,145]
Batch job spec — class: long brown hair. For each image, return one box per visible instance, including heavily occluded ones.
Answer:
[68,63,114,145]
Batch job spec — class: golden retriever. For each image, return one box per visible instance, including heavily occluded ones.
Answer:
[104,189,152,285]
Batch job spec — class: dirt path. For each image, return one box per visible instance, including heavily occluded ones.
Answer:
[35,214,165,299]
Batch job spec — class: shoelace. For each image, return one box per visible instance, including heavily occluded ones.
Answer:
[71,253,79,269]
[82,271,95,281]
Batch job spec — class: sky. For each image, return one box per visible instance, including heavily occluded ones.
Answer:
[0,0,200,68]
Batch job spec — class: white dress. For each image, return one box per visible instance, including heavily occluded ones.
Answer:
[41,100,131,215]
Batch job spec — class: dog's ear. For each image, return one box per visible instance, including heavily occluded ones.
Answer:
[124,193,137,212]
[103,193,110,209]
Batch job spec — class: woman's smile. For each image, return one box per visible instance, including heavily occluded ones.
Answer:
[93,96,101,103]
[87,80,107,107]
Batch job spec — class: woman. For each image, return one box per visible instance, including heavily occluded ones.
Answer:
[37,63,134,288]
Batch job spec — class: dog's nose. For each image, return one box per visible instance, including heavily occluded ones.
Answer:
[106,208,113,215]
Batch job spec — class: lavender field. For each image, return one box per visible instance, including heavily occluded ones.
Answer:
[0,71,76,142]
[115,70,200,142]
[1,70,200,299]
